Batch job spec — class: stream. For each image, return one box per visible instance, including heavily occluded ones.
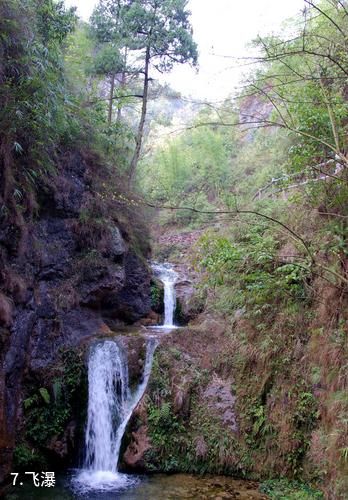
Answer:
[69,263,177,494]
[8,473,266,499]
[5,263,265,499]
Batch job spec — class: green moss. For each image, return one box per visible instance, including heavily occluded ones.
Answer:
[13,444,46,471]
[144,347,250,476]
[20,347,87,465]
[150,279,164,313]
[260,479,323,499]
[174,299,185,325]
[141,319,324,485]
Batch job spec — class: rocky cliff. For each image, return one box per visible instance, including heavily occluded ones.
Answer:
[122,223,348,499]
[0,149,152,482]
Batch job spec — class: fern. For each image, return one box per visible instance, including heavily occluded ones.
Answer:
[39,388,50,405]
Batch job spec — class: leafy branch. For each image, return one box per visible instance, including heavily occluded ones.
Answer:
[142,200,348,285]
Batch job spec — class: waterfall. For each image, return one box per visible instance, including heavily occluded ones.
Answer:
[72,338,157,493]
[152,262,178,327]
[84,341,129,472]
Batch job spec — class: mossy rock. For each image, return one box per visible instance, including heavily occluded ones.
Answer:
[174,299,185,325]
[260,479,324,499]
[19,347,88,469]
[150,279,164,314]
[13,444,47,471]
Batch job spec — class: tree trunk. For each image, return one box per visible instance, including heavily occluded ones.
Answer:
[128,46,150,187]
[116,74,124,124]
[108,72,116,126]
[116,48,128,125]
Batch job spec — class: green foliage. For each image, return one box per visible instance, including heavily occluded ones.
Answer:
[145,354,187,472]
[173,299,185,326]
[89,0,198,178]
[91,43,124,77]
[25,406,70,447]
[23,348,86,448]
[23,394,39,410]
[251,405,266,437]
[340,447,348,463]
[294,391,318,430]
[144,347,248,476]
[260,479,323,499]
[65,22,95,94]
[13,444,46,471]
[148,402,182,440]
[288,81,347,171]
[196,236,242,285]
[121,0,198,71]
[283,389,319,476]
[141,3,347,497]
[141,122,233,225]
[194,224,310,315]
[39,387,50,404]
[89,0,133,91]
[275,264,310,300]
[0,0,77,220]
[248,1,348,197]
[150,280,164,312]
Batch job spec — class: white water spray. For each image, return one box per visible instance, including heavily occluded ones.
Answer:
[72,338,157,493]
[84,341,129,472]
[152,263,178,328]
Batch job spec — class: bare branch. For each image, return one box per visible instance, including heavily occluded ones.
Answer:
[304,0,346,37]
[84,94,144,106]
[143,200,313,258]
[249,83,290,127]
[141,200,348,284]
[319,76,341,152]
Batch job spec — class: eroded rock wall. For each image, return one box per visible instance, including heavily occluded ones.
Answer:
[0,150,151,481]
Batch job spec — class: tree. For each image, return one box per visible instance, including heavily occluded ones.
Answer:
[90,43,125,124]
[90,0,130,125]
[125,0,198,185]
[238,0,348,172]
[91,0,198,186]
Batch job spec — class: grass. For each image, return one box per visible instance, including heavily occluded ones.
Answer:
[260,479,323,499]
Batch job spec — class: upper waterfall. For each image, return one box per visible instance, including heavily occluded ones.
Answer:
[152,262,178,328]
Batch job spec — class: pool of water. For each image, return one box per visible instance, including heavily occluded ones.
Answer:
[5,472,267,499]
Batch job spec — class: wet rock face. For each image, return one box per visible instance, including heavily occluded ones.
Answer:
[174,278,194,324]
[173,266,203,324]
[103,226,126,259]
[118,335,147,389]
[107,252,151,323]
[79,263,125,308]
[0,150,151,481]
[39,150,87,217]
[123,424,150,469]
[28,310,105,371]
[35,218,77,281]
[47,421,76,461]
[121,396,150,471]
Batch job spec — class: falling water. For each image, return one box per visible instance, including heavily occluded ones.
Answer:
[152,262,178,327]
[84,341,129,473]
[72,338,157,493]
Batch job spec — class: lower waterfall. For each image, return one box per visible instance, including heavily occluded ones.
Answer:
[72,338,157,493]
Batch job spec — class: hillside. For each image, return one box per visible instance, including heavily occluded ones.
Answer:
[0,1,347,499]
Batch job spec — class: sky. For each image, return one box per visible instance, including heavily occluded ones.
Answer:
[64,0,305,101]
